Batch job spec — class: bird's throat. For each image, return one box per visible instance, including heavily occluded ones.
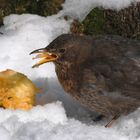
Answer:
[55,63,78,94]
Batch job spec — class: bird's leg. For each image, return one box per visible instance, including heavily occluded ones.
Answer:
[105,115,119,128]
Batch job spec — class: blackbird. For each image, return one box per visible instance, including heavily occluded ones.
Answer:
[30,34,140,127]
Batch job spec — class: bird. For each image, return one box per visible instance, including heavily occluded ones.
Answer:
[30,34,140,127]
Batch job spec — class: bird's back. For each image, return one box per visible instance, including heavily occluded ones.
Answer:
[87,35,140,99]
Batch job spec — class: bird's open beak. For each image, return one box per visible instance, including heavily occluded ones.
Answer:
[30,48,58,68]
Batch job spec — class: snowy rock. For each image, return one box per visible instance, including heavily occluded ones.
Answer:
[60,0,137,21]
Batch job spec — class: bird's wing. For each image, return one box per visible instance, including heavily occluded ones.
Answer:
[79,65,140,116]
[81,36,140,99]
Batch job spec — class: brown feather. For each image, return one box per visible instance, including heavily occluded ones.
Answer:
[53,34,140,117]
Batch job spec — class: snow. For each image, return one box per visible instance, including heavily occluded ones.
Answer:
[0,102,67,124]
[0,14,70,78]
[0,0,140,140]
[0,106,140,140]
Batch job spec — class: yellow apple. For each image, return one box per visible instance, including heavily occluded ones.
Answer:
[0,69,39,110]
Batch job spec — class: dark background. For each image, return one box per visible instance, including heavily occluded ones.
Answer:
[0,0,139,40]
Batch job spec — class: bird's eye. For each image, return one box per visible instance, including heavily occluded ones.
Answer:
[59,48,65,53]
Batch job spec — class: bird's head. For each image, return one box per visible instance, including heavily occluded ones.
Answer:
[30,34,89,68]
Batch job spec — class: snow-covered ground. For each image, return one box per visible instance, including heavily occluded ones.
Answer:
[0,0,140,139]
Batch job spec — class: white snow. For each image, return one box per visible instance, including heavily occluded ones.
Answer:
[0,102,67,124]
[0,0,140,140]
[0,14,70,78]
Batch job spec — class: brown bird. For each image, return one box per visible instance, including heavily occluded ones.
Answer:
[30,34,140,127]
